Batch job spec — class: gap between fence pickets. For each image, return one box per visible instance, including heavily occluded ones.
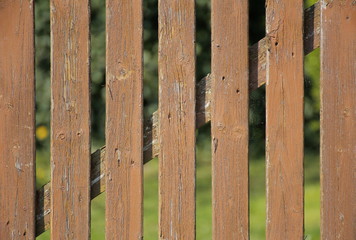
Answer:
[35,2,320,236]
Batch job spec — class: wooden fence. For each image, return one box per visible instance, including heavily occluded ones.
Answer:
[0,0,355,239]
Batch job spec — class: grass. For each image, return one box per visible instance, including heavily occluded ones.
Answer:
[36,139,320,240]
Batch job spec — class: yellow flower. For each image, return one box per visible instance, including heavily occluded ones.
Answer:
[36,126,49,140]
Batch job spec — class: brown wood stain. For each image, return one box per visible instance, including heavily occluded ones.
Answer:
[105,0,144,239]
[50,1,91,239]
[211,0,249,239]
[320,1,356,239]
[0,1,35,239]
[158,0,196,238]
[266,0,304,239]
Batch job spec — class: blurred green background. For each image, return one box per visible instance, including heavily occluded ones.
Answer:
[35,0,320,239]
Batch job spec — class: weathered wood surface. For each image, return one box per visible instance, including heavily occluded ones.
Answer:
[158,0,196,238]
[304,2,320,54]
[35,3,321,235]
[211,0,249,239]
[320,1,356,239]
[0,1,36,239]
[106,0,143,239]
[50,0,91,239]
[265,0,304,239]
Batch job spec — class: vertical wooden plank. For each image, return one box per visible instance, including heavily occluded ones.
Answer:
[211,0,249,239]
[158,0,196,238]
[265,0,304,239]
[0,1,35,239]
[105,0,143,238]
[50,0,91,239]
[320,1,356,239]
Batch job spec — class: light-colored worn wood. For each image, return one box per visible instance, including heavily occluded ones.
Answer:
[211,0,249,239]
[158,0,196,238]
[50,0,91,239]
[320,1,356,239]
[105,0,143,239]
[265,0,304,239]
[35,3,321,235]
[0,1,35,239]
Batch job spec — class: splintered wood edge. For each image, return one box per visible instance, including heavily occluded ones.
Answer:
[35,1,320,236]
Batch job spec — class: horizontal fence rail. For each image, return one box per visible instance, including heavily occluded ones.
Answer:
[35,2,322,236]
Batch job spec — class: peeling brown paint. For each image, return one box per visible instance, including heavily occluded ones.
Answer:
[50,0,91,239]
[105,0,144,239]
[158,0,196,239]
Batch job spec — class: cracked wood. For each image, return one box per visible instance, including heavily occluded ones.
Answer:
[158,0,196,238]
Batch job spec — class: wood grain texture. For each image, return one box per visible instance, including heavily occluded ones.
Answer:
[158,0,196,238]
[304,2,320,55]
[50,0,91,239]
[265,0,304,239]
[106,0,143,239]
[320,1,356,239]
[0,1,35,239]
[35,3,321,235]
[211,0,249,239]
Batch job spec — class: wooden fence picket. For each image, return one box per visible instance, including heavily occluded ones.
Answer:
[0,1,36,239]
[320,1,356,239]
[2,1,355,239]
[105,0,144,238]
[211,0,249,239]
[265,0,304,239]
[34,2,324,236]
[50,1,91,239]
[158,0,196,238]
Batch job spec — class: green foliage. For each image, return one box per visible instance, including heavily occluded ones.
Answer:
[305,49,321,152]
[34,0,321,155]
